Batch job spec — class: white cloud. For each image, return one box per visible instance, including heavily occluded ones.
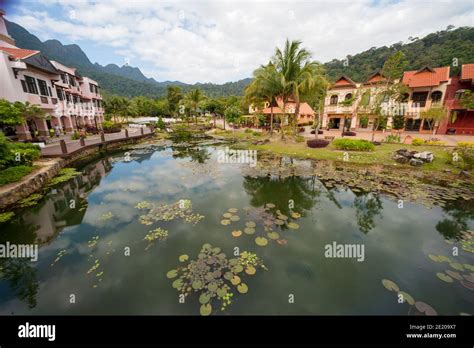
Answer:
[7,0,474,83]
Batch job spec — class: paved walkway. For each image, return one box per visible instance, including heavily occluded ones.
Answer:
[41,127,153,157]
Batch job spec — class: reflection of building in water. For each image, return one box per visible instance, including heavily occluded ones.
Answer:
[23,159,112,244]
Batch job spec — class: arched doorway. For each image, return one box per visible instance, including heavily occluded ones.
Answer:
[84,116,91,127]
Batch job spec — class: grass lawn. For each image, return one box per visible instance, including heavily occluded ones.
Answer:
[214,130,463,172]
[251,141,458,171]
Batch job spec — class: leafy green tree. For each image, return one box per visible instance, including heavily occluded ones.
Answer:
[167,85,183,118]
[224,105,242,125]
[392,115,405,134]
[460,90,474,110]
[184,88,206,124]
[420,106,447,134]
[245,63,284,135]
[272,39,328,137]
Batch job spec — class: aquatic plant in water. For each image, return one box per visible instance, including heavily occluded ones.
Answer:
[47,168,81,187]
[137,200,204,226]
[0,211,14,223]
[50,249,67,267]
[99,212,114,221]
[381,279,437,315]
[166,244,267,315]
[18,193,43,208]
[426,253,474,291]
[220,203,301,246]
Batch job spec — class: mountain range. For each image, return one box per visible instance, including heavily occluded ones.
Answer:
[5,20,474,98]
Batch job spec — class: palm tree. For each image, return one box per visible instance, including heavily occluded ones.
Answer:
[184,88,205,124]
[272,39,326,136]
[245,63,283,136]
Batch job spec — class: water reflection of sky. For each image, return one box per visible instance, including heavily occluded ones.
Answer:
[0,144,473,315]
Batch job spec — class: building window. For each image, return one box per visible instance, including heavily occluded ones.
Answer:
[330,95,338,105]
[61,73,67,84]
[345,93,353,100]
[431,91,442,104]
[89,83,94,93]
[24,75,38,94]
[454,90,464,100]
[56,88,64,101]
[20,80,27,93]
[69,75,76,86]
[37,79,49,96]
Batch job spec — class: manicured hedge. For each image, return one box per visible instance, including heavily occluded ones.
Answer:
[332,138,375,151]
[307,139,330,148]
[0,165,33,185]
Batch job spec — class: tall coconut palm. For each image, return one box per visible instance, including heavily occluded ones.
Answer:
[184,88,205,124]
[245,63,284,136]
[272,39,326,136]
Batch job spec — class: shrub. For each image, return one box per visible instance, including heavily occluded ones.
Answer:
[412,138,424,146]
[307,139,330,148]
[0,165,33,185]
[425,140,447,146]
[102,121,122,133]
[295,135,305,143]
[342,131,356,136]
[454,145,474,170]
[458,142,474,148]
[244,128,254,134]
[252,131,261,137]
[332,139,375,151]
[0,133,40,168]
[155,117,166,130]
[385,135,401,143]
[299,127,305,133]
[71,131,80,140]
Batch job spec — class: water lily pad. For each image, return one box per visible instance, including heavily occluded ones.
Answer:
[199,293,211,304]
[244,227,255,235]
[436,272,453,283]
[255,237,268,246]
[265,203,275,209]
[228,208,238,213]
[464,264,474,271]
[223,213,233,218]
[237,283,248,294]
[287,222,299,230]
[191,280,202,289]
[291,212,301,219]
[208,283,218,292]
[221,219,231,225]
[428,254,441,262]
[278,214,288,221]
[267,231,280,240]
[233,265,243,273]
[202,243,211,250]
[230,215,240,221]
[217,287,227,298]
[398,291,415,305]
[415,301,437,315]
[438,255,451,262]
[381,279,399,292]
[166,270,178,279]
[246,221,256,228]
[449,262,465,271]
[172,279,183,289]
[245,266,256,275]
[274,219,284,225]
[232,230,242,237]
[179,254,189,262]
[461,280,474,290]
[463,274,474,283]
[200,303,212,316]
[446,270,463,281]
[231,275,241,285]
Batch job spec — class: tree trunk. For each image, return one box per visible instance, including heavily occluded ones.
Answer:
[223,116,226,130]
[280,103,286,141]
[270,105,274,137]
[294,95,301,137]
[213,114,216,128]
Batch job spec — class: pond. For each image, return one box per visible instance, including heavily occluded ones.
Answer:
[0,139,473,315]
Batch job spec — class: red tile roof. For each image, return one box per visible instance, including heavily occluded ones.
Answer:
[261,101,314,116]
[461,64,474,81]
[332,75,357,88]
[0,46,39,59]
[402,66,450,87]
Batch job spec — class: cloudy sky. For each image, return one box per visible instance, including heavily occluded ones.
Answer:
[3,0,474,84]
